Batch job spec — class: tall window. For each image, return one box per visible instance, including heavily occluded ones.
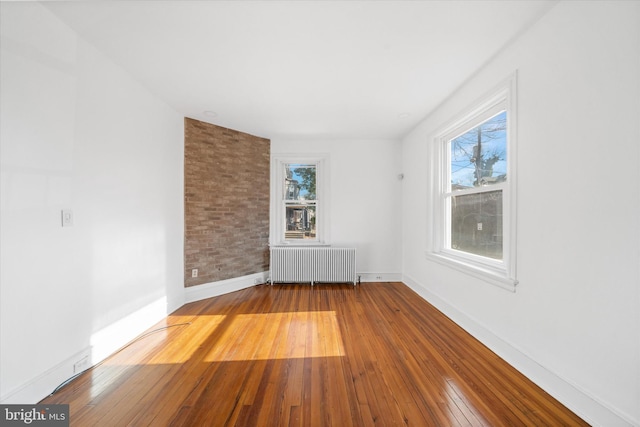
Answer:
[429,75,517,290]
[448,110,506,260]
[272,154,328,245]
[284,163,317,240]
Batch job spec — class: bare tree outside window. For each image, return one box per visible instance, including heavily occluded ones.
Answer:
[450,111,507,189]
[448,111,507,259]
[429,76,517,289]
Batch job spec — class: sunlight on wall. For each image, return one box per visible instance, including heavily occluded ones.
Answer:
[89,225,168,330]
[97,314,227,368]
[90,297,168,365]
[94,310,345,372]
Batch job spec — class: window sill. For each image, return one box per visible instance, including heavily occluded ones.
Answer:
[271,242,331,248]
[425,251,518,292]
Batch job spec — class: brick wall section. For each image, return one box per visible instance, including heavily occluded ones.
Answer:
[184,118,270,287]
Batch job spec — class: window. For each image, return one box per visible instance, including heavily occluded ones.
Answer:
[428,75,517,290]
[284,163,317,240]
[272,154,328,245]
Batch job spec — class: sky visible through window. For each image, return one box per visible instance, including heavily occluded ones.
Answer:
[287,164,316,199]
[450,111,507,188]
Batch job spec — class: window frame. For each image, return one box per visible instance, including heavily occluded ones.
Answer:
[271,154,329,246]
[427,74,518,291]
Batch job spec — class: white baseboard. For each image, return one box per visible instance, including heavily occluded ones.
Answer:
[10,273,630,426]
[89,296,174,364]
[357,272,402,283]
[184,272,268,303]
[1,295,181,405]
[1,277,260,405]
[402,274,636,427]
[1,275,265,405]
[0,348,90,405]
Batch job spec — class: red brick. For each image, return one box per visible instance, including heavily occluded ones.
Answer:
[184,118,270,287]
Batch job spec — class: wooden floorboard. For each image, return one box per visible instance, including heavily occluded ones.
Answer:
[41,283,588,426]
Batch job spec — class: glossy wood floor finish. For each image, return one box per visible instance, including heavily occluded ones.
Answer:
[42,283,588,426]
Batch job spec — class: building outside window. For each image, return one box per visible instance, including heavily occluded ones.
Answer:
[271,154,328,245]
[428,74,517,290]
[448,110,506,260]
[284,163,317,240]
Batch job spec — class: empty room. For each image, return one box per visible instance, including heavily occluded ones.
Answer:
[1,1,639,426]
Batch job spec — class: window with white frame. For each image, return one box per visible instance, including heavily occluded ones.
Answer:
[428,75,517,290]
[272,155,327,245]
[284,163,317,240]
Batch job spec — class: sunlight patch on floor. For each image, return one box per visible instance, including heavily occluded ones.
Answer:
[205,311,346,361]
[101,314,227,366]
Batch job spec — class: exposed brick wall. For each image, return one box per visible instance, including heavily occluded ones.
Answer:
[184,118,270,287]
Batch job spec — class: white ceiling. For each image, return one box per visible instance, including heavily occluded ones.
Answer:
[43,1,555,140]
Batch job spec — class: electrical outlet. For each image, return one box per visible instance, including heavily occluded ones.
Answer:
[73,355,89,374]
[191,269,198,278]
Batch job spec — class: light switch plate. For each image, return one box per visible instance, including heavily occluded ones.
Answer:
[62,209,73,227]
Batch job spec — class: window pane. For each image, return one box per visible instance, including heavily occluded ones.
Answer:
[450,190,502,259]
[285,204,316,239]
[450,111,507,190]
[284,164,316,201]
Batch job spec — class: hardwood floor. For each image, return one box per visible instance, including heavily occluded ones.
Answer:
[42,283,588,426]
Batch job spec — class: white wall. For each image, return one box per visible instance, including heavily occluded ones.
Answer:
[272,139,403,282]
[0,3,184,403]
[2,1,637,423]
[401,1,639,426]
